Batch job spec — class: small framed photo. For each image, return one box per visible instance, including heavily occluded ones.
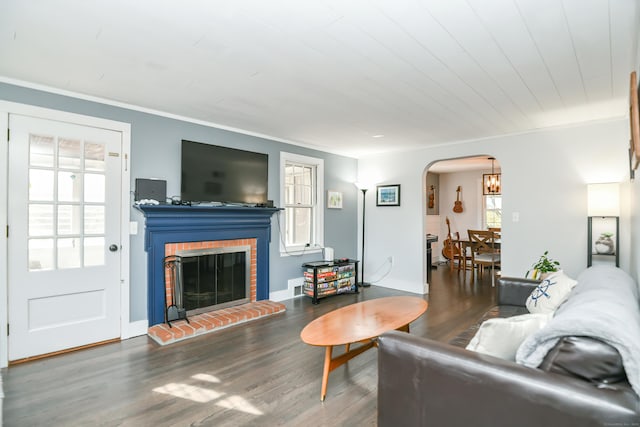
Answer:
[327,190,343,209]
[376,184,401,206]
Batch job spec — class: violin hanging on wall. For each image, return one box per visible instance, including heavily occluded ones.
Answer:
[453,186,463,213]
[428,185,435,209]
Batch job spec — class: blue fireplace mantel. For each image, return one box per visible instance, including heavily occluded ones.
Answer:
[136,204,281,326]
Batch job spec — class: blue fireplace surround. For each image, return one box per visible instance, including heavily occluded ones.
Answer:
[137,204,281,326]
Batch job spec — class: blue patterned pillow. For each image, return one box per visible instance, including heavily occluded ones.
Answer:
[526,271,577,314]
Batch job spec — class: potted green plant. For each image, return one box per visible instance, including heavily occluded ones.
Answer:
[526,250,561,280]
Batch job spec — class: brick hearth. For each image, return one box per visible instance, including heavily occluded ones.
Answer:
[148,300,286,345]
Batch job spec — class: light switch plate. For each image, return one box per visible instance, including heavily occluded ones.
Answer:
[129,221,138,235]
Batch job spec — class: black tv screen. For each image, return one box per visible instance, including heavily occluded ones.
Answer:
[181,140,268,204]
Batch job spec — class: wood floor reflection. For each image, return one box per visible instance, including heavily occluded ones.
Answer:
[2,264,496,427]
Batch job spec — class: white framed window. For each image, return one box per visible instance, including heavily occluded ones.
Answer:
[484,195,502,229]
[279,152,324,255]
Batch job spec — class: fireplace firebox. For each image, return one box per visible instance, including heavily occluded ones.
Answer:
[175,246,251,315]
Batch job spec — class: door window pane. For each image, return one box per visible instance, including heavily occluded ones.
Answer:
[58,238,81,269]
[84,237,105,267]
[58,138,81,169]
[29,170,54,201]
[85,174,105,203]
[23,125,115,273]
[29,238,54,271]
[29,135,54,167]
[58,205,82,235]
[85,142,105,171]
[58,171,82,202]
[29,204,54,237]
[84,206,105,234]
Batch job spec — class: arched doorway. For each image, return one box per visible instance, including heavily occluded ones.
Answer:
[424,155,502,280]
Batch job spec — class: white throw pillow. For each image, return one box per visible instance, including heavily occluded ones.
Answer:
[466,313,552,360]
[526,271,578,314]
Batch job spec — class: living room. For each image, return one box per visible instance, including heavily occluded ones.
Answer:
[1,1,640,425]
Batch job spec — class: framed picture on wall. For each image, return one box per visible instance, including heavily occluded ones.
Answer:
[327,190,343,209]
[376,184,401,206]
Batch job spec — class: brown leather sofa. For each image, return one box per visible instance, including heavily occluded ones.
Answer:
[378,275,640,426]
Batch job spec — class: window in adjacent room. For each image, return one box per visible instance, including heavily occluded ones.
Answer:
[484,195,502,229]
[280,152,324,254]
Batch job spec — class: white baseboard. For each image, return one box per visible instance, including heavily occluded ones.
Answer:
[269,289,291,302]
[373,279,427,295]
[122,319,149,339]
[270,277,305,302]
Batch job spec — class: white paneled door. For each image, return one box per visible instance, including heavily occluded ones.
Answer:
[8,114,122,361]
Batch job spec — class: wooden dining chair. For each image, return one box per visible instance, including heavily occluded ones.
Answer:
[467,229,501,279]
[488,227,501,240]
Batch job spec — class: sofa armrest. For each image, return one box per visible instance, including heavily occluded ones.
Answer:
[497,276,540,306]
[377,331,639,427]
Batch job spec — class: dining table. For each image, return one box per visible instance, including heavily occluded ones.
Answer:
[452,235,501,274]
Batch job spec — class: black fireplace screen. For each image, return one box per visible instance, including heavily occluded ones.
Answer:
[180,251,248,312]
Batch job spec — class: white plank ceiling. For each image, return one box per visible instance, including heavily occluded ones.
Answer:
[0,0,638,157]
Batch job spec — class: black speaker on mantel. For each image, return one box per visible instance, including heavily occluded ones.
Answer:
[256,200,275,208]
[135,178,167,202]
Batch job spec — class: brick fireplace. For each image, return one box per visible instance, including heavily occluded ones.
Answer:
[137,204,281,327]
[164,238,257,313]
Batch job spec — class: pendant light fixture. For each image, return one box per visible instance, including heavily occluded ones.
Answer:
[483,157,501,195]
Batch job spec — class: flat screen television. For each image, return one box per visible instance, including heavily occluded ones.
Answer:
[181,140,268,204]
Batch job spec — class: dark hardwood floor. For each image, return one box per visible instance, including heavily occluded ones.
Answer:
[2,265,496,427]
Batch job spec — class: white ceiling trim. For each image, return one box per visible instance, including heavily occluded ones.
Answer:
[0,75,354,158]
[360,114,626,159]
[2,74,626,162]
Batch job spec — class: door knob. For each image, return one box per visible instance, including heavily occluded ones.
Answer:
[109,244,119,252]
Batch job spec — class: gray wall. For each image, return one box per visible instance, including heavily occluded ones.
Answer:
[0,82,358,322]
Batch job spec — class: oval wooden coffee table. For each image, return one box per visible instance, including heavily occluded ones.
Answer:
[300,296,428,401]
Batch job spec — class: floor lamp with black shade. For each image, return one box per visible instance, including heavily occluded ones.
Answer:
[355,182,371,287]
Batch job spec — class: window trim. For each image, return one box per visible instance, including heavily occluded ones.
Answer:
[279,152,324,255]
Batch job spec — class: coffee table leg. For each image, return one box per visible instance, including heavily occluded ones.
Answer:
[319,341,377,401]
[321,346,333,401]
